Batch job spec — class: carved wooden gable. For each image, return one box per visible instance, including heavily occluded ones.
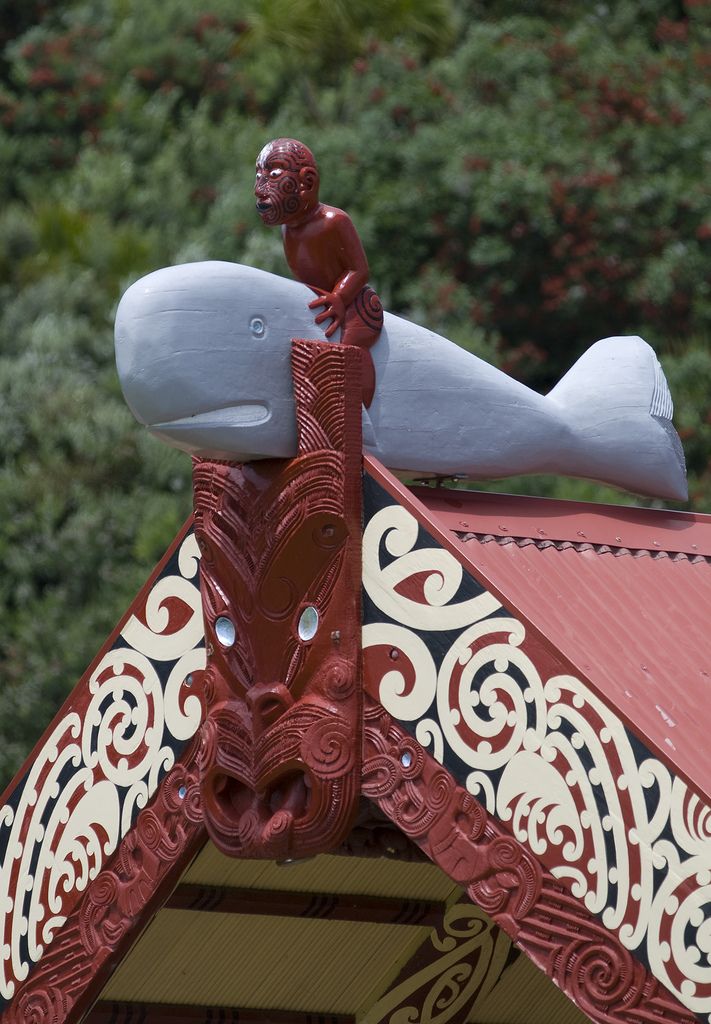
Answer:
[1,341,710,1024]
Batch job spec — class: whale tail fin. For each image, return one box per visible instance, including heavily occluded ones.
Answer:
[547,336,687,501]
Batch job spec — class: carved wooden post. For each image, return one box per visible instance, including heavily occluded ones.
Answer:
[193,340,363,860]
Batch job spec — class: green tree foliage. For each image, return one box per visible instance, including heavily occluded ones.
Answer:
[0,0,709,784]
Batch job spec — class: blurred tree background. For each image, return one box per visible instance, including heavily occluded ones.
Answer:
[0,0,709,783]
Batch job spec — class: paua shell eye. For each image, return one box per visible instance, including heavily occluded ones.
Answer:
[297,606,319,642]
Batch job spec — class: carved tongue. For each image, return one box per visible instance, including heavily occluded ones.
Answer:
[268,771,309,819]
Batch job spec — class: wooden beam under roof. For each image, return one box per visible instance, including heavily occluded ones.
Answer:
[86,1004,354,1024]
[165,882,445,926]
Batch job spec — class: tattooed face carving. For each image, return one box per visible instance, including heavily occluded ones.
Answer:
[255,138,319,226]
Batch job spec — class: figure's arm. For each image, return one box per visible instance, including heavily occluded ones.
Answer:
[308,211,369,337]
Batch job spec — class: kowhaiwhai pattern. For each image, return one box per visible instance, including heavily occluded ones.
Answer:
[0,531,205,1007]
[362,475,711,1023]
[363,900,513,1024]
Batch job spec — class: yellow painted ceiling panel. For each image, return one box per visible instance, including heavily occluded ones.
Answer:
[183,841,460,903]
[99,843,588,1023]
[469,951,591,1024]
[101,909,430,1015]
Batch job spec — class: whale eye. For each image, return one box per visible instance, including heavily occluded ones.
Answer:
[250,316,266,338]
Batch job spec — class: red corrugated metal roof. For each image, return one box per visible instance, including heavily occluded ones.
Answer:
[410,483,711,803]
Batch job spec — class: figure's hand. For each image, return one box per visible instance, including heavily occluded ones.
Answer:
[308,290,346,338]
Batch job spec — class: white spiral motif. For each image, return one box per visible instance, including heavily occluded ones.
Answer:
[361,623,437,721]
[363,505,500,630]
[0,531,205,1003]
[437,619,545,773]
[363,497,711,1019]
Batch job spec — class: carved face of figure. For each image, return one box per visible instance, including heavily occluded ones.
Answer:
[254,138,319,227]
[193,342,363,863]
[194,456,360,861]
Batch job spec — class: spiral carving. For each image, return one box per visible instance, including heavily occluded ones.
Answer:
[136,810,166,853]
[363,699,697,1024]
[323,658,356,701]
[362,474,711,1022]
[195,340,363,861]
[488,836,522,871]
[354,286,384,333]
[6,744,204,1023]
[426,769,455,813]
[264,810,292,840]
[564,940,641,1011]
[10,986,67,1024]
[0,529,205,1011]
[302,719,355,778]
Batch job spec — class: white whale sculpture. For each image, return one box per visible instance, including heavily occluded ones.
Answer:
[114,261,687,501]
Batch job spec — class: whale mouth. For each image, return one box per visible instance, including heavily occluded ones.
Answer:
[152,402,271,431]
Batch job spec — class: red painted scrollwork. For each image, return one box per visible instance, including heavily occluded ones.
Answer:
[363,697,698,1024]
[3,752,204,1024]
[194,340,363,860]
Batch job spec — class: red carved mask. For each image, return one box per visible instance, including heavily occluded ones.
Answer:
[194,342,362,861]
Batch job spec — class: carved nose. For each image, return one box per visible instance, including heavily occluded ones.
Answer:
[246,683,293,733]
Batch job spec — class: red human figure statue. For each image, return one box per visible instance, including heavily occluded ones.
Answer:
[255,137,383,407]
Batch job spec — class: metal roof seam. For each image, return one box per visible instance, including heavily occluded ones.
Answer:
[457,531,711,565]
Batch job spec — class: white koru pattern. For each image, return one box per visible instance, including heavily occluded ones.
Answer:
[0,532,205,1003]
[362,499,711,1022]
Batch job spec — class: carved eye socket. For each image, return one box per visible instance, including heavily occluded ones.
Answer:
[269,168,283,178]
[250,316,266,338]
